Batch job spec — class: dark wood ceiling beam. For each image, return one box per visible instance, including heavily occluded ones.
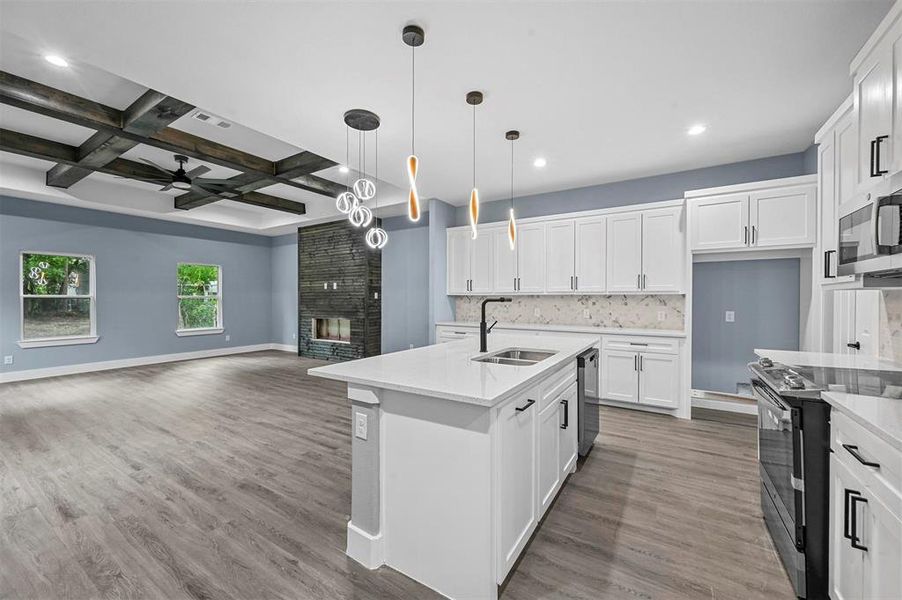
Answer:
[176,190,305,215]
[0,71,341,198]
[45,91,195,189]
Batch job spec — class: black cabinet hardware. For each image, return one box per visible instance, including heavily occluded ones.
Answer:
[515,399,535,412]
[824,250,836,278]
[574,275,578,290]
[639,354,643,371]
[642,274,646,289]
[570,275,574,290]
[842,444,880,468]
[744,225,749,245]
[752,225,757,245]
[634,355,638,371]
[847,341,861,350]
[628,342,648,346]
[560,399,569,429]
[875,135,889,176]
[844,488,855,541]
[870,139,877,177]
[850,494,869,551]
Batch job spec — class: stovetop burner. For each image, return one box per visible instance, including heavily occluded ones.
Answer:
[750,356,902,399]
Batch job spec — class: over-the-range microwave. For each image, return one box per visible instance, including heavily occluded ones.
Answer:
[836,186,902,277]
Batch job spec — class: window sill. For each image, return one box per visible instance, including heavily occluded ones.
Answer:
[18,335,100,349]
[175,328,224,337]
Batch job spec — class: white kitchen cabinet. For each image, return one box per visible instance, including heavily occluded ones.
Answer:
[748,185,816,248]
[498,390,537,576]
[638,352,679,409]
[470,232,494,294]
[833,290,881,357]
[836,106,860,208]
[601,349,639,403]
[574,216,606,292]
[641,207,684,292]
[689,193,749,251]
[545,220,575,293]
[516,223,546,293]
[492,228,518,293]
[537,399,561,515]
[447,229,471,295]
[606,212,642,292]
[558,382,578,476]
[861,486,902,600]
[830,455,866,600]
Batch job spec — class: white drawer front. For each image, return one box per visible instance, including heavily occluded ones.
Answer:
[831,410,902,506]
[602,335,679,354]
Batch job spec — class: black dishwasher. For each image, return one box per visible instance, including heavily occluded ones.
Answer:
[578,348,600,456]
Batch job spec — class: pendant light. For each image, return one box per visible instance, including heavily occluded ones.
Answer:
[365,129,388,249]
[506,130,519,250]
[466,91,483,239]
[343,109,380,230]
[402,24,424,222]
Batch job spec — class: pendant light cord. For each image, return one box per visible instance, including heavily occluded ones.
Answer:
[411,45,416,155]
[472,103,476,189]
[345,125,350,191]
[374,130,379,212]
[510,138,514,208]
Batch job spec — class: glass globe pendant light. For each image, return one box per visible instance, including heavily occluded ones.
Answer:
[402,25,424,222]
[506,130,520,250]
[342,108,387,248]
[466,91,483,239]
[365,129,387,248]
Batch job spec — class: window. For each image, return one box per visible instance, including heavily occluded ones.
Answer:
[19,252,97,348]
[177,263,222,335]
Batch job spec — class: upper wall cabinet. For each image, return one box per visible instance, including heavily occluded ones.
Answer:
[446,200,684,296]
[687,178,816,253]
[850,3,902,194]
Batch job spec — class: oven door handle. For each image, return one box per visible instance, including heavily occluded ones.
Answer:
[752,382,791,417]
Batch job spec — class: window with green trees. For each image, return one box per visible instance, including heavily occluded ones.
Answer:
[177,263,221,331]
[21,252,94,340]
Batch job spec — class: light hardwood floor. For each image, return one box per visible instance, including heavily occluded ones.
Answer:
[0,351,794,599]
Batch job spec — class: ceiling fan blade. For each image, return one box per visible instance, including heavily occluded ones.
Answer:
[194,178,235,185]
[138,157,175,175]
[185,165,211,178]
[160,184,174,192]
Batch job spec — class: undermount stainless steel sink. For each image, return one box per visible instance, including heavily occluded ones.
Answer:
[472,348,556,366]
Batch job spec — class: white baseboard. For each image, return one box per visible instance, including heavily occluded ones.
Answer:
[346,521,384,569]
[691,397,757,415]
[0,343,294,384]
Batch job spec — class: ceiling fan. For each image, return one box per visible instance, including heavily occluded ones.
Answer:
[137,154,236,194]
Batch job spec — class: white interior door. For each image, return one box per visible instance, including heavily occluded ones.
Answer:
[545,220,575,293]
[492,228,517,293]
[689,193,749,251]
[446,229,471,295]
[749,186,816,248]
[605,212,642,292]
[516,223,546,293]
[641,207,683,292]
[574,216,606,293]
[469,231,494,294]
[600,350,638,403]
[638,353,679,409]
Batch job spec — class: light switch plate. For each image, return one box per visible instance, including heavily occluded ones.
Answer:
[355,412,368,440]
[3,355,12,365]
[534,307,541,317]
[657,310,666,322]
[583,309,591,319]
[725,311,735,323]
[225,335,230,342]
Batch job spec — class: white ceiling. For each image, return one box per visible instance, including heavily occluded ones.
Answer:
[0,0,893,225]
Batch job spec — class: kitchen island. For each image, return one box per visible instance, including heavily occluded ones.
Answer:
[308,334,597,600]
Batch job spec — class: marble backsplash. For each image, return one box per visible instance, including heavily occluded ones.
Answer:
[454,295,685,331]
[879,290,902,362]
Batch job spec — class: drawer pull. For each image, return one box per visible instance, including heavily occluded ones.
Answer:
[842,444,880,469]
[515,399,535,412]
[560,399,569,429]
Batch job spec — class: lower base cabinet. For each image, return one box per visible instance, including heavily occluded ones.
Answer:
[600,337,681,409]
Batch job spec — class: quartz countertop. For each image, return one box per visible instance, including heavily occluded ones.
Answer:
[307,334,596,406]
[822,391,902,452]
[437,321,686,338]
[754,349,902,372]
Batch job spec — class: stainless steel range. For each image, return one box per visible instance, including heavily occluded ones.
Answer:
[749,358,830,600]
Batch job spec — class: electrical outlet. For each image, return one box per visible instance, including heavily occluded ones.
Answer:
[534,307,540,317]
[657,310,666,322]
[3,355,12,365]
[725,311,735,323]
[225,334,231,342]
[583,309,590,319]
[355,412,368,440]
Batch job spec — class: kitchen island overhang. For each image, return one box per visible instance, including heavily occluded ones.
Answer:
[308,334,597,600]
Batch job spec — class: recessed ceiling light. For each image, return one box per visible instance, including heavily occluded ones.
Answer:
[533,157,547,168]
[339,165,349,174]
[687,124,707,136]
[44,54,69,68]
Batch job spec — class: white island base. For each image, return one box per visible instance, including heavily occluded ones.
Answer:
[308,335,595,599]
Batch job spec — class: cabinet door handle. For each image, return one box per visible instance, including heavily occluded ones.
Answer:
[570,275,574,290]
[875,135,889,176]
[560,399,569,429]
[515,399,535,412]
[847,341,861,350]
[850,494,869,551]
[637,273,641,289]
[744,225,749,245]
[870,139,878,177]
[642,274,646,289]
[634,355,638,371]
[843,488,855,541]
[842,444,880,468]
[824,250,836,279]
[574,275,578,290]
[751,225,757,245]
[639,354,643,371]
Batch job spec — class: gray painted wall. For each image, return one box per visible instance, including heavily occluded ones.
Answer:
[381,217,429,353]
[454,148,817,226]
[692,259,800,394]
[428,199,456,343]
[270,233,298,348]
[1,196,273,373]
